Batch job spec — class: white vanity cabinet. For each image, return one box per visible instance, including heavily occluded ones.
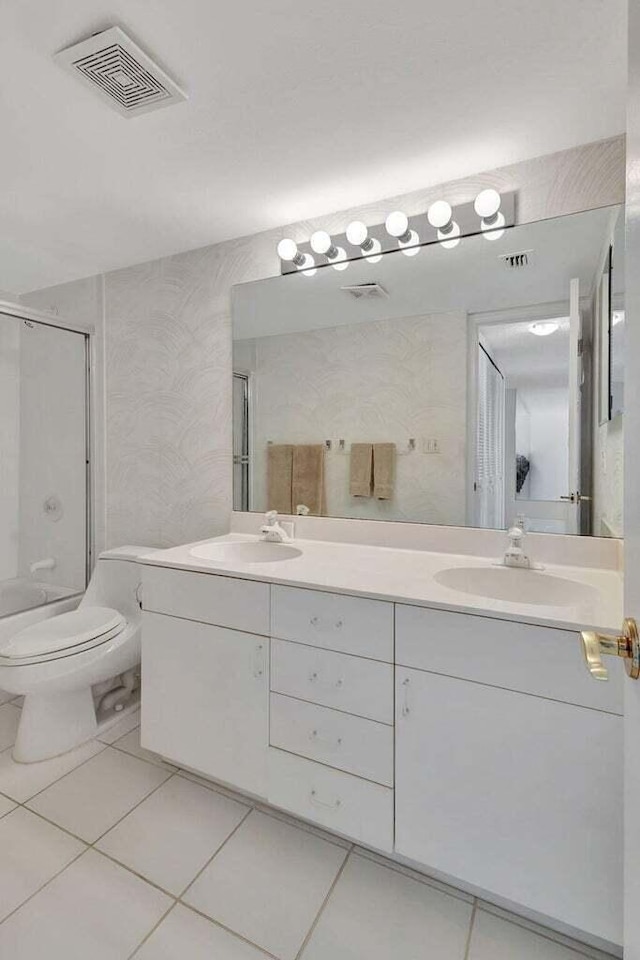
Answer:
[394,603,624,947]
[141,568,270,797]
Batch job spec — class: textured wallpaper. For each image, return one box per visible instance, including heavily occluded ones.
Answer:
[21,137,625,550]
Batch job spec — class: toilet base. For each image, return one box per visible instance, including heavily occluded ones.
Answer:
[13,688,98,763]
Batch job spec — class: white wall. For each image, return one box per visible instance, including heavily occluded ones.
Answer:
[21,137,625,548]
[243,312,467,525]
[516,387,569,501]
[0,319,20,580]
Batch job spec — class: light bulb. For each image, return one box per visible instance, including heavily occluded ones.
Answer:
[528,321,559,337]
[427,200,453,230]
[399,229,420,256]
[346,221,369,246]
[277,238,299,261]
[364,238,383,263]
[474,188,501,219]
[438,221,461,249]
[385,210,411,241]
[310,230,335,256]
[331,247,349,271]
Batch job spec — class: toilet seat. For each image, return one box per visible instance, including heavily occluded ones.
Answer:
[0,606,126,666]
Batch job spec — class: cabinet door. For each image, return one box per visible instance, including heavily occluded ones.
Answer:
[395,668,623,947]
[142,611,269,798]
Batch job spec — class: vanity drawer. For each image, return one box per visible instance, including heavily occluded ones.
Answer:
[271,638,393,724]
[395,604,624,714]
[142,566,270,636]
[267,748,393,851]
[270,693,394,786]
[271,585,393,661]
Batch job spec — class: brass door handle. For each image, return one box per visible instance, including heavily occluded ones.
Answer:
[580,618,640,681]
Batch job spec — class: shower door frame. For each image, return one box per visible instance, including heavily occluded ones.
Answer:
[0,299,95,594]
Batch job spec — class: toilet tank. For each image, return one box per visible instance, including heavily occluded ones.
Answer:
[81,546,154,619]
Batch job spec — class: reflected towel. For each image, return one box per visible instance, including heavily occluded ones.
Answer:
[292,445,325,516]
[350,443,373,498]
[373,443,396,500]
[267,444,294,514]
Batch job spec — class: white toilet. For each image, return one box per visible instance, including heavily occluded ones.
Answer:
[0,546,150,763]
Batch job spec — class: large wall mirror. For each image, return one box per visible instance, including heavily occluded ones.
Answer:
[232,204,624,537]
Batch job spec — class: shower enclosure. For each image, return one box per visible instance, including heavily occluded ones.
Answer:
[0,309,89,618]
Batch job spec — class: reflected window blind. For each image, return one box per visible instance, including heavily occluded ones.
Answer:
[476,344,505,529]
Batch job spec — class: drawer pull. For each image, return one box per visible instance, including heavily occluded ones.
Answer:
[309,671,344,689]
[253,643,265,679]
[309,617,344,630]
[309,729,343,751]
[310,788,342,810]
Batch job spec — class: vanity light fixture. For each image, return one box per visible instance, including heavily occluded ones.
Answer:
[475,189,505,240]
[346,221,383,263]
[310,231,348,270]
[528,320,559,337]
[386,211,420,255]
[428,200,460,249]
[277,238,307,267]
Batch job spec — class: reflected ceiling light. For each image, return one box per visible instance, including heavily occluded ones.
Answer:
[528,321,559,337]
[385,210,413,244]
[474,188,502,220]
[427,200,453,230]
[481,211,506,241]
[346,220,382,263]
[277,238,307,267]
[613,310,625,326]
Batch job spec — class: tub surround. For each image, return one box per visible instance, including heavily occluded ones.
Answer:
[141,530,624,953]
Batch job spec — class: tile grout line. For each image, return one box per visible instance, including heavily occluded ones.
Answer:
[462,899,478,960]
[126,899,179,960]
[177,902,281,960]
[1,740,111,807]
[0,844,88,929]
[353,845,474,905]
[177,804,255,901]
[294,843,354,960]
[475,906,613,960]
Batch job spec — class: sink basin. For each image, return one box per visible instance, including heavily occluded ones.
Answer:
[434,565,596,607]
[189,540,302,564]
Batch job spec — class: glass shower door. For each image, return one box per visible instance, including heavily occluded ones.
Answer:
[0,312,89,617]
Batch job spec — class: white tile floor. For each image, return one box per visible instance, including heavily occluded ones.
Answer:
[0,700,618,959]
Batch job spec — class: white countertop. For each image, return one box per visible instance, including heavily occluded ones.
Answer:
[140,534,623,633]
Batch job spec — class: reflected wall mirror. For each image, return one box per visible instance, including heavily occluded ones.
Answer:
[231,204,624,537]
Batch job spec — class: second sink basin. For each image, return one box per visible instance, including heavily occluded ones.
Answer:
[434,565,596,607]
[190,540,302,564]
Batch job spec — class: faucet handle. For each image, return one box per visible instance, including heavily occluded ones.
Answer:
[264,510,278,525]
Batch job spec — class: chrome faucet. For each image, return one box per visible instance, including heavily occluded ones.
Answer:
[260,511,293,543]
[503,520,531,569]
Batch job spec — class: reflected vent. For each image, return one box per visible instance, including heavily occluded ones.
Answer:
[341,283,388,300]
[55,26,187,118]
[498,250,532,268]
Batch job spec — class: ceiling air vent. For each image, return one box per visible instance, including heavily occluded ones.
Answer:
[341,283,388,300]
[498,250,532,269]
[55,26,187,118]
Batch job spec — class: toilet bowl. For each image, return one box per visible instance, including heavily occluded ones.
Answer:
[0,546,151,763]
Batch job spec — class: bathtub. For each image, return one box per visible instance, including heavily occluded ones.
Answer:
[0,579,80,644]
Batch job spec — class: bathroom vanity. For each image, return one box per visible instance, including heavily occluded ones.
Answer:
[140,530,623,952]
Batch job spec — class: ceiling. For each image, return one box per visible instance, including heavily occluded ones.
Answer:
[232,207,616,340]
[0,0,626,294]
[480,318,571,390]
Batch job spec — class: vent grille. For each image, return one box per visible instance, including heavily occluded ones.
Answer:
[55,26,186,118]
[341,282,388,300]
[498,250,532,269]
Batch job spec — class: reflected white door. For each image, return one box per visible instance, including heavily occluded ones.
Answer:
[566,277,582,534]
